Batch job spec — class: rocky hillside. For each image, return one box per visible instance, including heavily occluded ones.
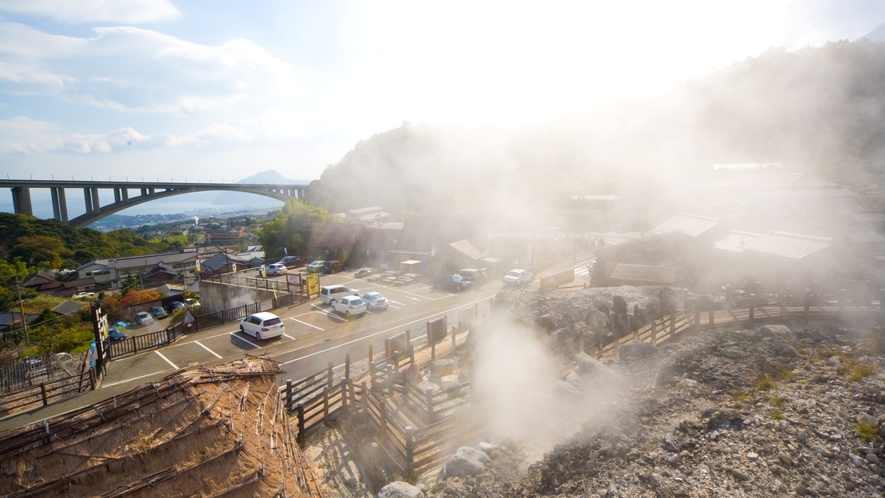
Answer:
[411,320,885,497]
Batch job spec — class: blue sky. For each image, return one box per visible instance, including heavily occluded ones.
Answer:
[0,0,883,191]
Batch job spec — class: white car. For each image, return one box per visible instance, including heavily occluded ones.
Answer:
[135,311,154,326]
[331,295,367,317]
[239,312,285,340]
[266,263,287,276]
[362,292,389,311]
[503,269,533,285]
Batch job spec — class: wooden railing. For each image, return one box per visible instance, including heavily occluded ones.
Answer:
[0,369,96,417]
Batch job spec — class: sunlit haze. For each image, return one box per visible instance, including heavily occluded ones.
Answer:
[0,0,882,188]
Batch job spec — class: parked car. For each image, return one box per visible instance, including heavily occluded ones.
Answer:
[362,292,389,311]
[354,268,375,278]
[279,256,306,268]
[307,260,326,273]
[73,292,95,299]
[458,268,487,285]
[433,273,473,292]
[331,295,367,317]
[107,327,128,342]
[239,312,285,340]
[266,263,287,276]
[135,311,154,326]
[150,306,168,319]
[503,269,533,285]
[185,298,200,307]
[170,301,185,312]
[320,285,360,304]
[323,260,341,274]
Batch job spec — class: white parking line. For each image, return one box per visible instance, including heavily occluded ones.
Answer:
[289,317,324,331]
[231,333,260,349]
[389,300,407,306]
[194,341,222,359]
[406,296,421,301]
[388,304,402,310]
[155,351,179,369]
[314,309,344,321]
[283,333,296,340]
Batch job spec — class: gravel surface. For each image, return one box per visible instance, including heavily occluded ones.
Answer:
[422,318,885,497]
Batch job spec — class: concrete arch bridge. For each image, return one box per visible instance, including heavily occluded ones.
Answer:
[0,179,307,228]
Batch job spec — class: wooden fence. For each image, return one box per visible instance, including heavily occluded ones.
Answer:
[0,368,96,417]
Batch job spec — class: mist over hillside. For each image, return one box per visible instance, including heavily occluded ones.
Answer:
[308,41,885,227]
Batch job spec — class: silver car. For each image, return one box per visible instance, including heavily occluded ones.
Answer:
[362,292,389,311]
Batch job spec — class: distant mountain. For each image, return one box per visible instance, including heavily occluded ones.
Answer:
[856,22,885,43]
[209,169,309,206]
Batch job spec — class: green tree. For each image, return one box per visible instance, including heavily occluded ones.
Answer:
[256,199,329,259]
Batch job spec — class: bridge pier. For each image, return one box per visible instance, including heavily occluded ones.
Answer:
[11,186,33,217]
[50,187,68,223]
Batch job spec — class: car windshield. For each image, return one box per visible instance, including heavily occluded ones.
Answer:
[507,271,520,277]
[350,299,364,305]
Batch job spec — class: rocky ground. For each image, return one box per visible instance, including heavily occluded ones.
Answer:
[413,319,885,497]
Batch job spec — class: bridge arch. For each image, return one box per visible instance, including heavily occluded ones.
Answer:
[0,180,307,228]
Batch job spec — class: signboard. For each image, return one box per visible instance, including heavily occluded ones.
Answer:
[287,274,302,287]
[306,274,320,297]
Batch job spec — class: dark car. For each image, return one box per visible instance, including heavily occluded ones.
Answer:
[433,273,473,292]
[107,327,128,342]
[323,260,341,274]
[279,256,306,268]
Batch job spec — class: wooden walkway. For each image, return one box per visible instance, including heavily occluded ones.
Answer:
[597,301,883,358]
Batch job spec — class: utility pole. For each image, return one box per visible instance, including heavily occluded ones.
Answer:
[14,273,29,347]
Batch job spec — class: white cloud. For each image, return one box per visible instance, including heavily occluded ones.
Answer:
[0,0,180,24]
[0,22,301,113]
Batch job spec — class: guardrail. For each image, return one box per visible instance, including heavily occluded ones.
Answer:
[0,369,96,417]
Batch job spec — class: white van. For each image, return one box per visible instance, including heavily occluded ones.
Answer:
[320,285,360,304]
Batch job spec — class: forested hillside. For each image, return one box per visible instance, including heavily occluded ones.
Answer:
[309,41,885,214]
[0,214,188,269]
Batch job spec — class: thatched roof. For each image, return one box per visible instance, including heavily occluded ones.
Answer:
[0,356,321,497]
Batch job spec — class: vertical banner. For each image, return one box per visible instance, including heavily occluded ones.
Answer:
[306,274,320,297]
[259,264,266,278]
[232,263,237,273]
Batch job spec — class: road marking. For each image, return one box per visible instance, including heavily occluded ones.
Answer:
[314,309,344,321]
[102,369,175,388]
[231,333,260,349]
[406,296,421,301]
[289,317,324,331]
[388,304,402,310]
[155,351,179,369]
[280,294,493,366]
[283,333,296,340]
[194,341,222,359]
[389,300,406,306]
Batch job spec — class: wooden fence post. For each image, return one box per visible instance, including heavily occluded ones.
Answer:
[409,345,415,366]
[40,383,48,406]
[369,362,376,391]
[345,354,350,381]
[596,328,603,359]
[89,369,96,391]
[405,329,411,345]
[405,426,415,481]
[425,388,434,423]
[326,361,333,389]
[368,344,373,364]
[393,351,400,373]
[340,377,348,413]
[323,386,330,425]
[380,398,388,442]
[431,335,436,362]
[296,402,305,447]
[361,381,368,417]
[451,326,457,358]
[285,379,293,411]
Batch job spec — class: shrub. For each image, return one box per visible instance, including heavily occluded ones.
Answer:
[857,424,877,442]
[849,364,876,382]
[755,375,775,391]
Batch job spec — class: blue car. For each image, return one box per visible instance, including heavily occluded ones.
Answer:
[107,327,128,342]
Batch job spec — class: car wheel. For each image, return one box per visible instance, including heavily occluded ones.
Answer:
[346,311,351,318]
[256,331,262,340]
[239,325,245,333]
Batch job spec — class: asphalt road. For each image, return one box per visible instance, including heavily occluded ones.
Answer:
[100,269,511,390]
